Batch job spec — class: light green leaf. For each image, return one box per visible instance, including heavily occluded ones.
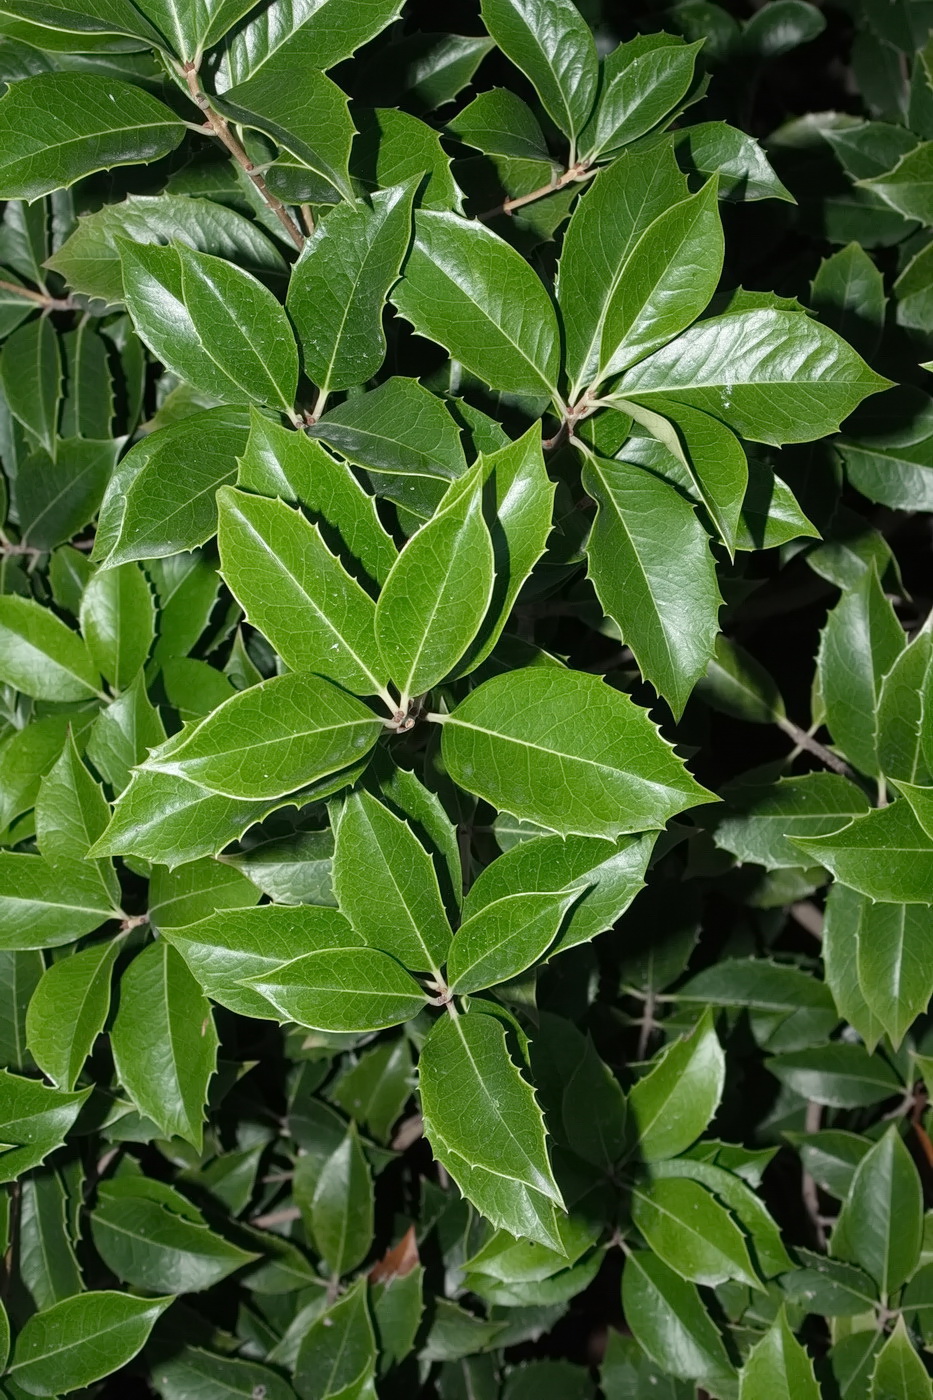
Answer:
[149,855,259,931]
[392,210,561,401]
[631,1177,761,1290]
[46,193,286,311]
[855,899,933,1048]
[26,938,120,1090]
[738,1309,820,1400]
[869,1316,933,1400]
[333,788,452,974]
[628,1011,725,1162]
[0,315,60,453]
[439,668,711,837]
[419,1006,565,1249]
[715,773,871,869]
[163,902,360,1020]
[110,939,218,1149]
[582,34,702,161]
[479,0,598,144]
[93,409,251,567]
[79,562,155,693]
[8,1292,173,1397]
[649,1157,792,1278]
[245,945,427,1032]
[86,670,166,794]
[579,448,723,716]
[132,0,257,59]
[617,308,890,446]
[859,141,933,224]
[0,715,86,835]
[0,852,120,949]
[621,1251,735,1389]
[139,671,382,801]
[791,798,933,904]
[877,624,933,786]
[0,74,185,200]
[375,461,494,698]
[218,488,389,697]
[288,180,415,395]
[91,1177,257,1292]
[832,1126,922,1295]
[219,0,403,87]
[677,120,794,203]
[0,1070,89,1183]
[766,1042,902,1108]
[817,563,905,777]
[119,241,299,416]
[447,890,577,994]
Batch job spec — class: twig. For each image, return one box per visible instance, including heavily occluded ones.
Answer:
[0,278,75,312]
[777,716,857,779]
[637,988,657,1060]
[182,63,304,250]
[477,160,596,222]
[801,1100,826,1250]
[250,1205,301,1229]
[790,901,824,941]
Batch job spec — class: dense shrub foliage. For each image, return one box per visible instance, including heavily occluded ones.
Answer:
[0,0,931,1395]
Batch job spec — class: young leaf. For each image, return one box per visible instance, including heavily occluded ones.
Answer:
[0,594,101,701]
[869,1316,933,1400]
[392,210,562,401]
[0,74,185,199]
[582,36,703,161]
[439,668,711,837]
[245,946,427,1032]
[217,488,389,697]
[738,1309,821,1400]
[628,1011,725,1162]
[287,179,416,396]
[119,241,299,417]
[139,671,382,801]
[375,461,494,698]
[479,0,598,145]
[333,789,452,974]
[446,890,578,994]
[110,939,218,1149]
[831,1126,921,1295]
[630,1177,761,1290]
[25,939,120,1091]
[580,447,723,713]
[9,1294,168,1396]
[419,1006,565,1249]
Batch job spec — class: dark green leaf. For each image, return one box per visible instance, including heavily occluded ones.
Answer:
[831,1126,922,1294]
[0,1070,88,1183]
[766,1043,902,1108]
[0,315,60,453]
[628,1011,725,1162]
[738,1309,821,1400]
[479,0,598,143]
[26,938,119,1089]
[8,1292,173,1396]
[621,1251,735,1389]
[447,890,577,994]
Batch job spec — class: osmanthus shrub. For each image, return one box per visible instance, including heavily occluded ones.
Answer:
[0,0,928,1395]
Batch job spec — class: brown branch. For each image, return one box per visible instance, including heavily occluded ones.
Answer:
[478,160,596,223]
[0,277,75,311]
[790,900,824,942]
[182,63,304,250]
[777,715,857,779]
[801,1100,827,1251]
[250,1205,301,1229]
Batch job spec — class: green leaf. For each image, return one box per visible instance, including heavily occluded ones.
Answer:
[15,439,118,554]
[582,35,703,161]
[0,950,42,1073]
[219,59,355,203]
[0,315,60,453]
[0,852,120,949]
[218,488,389,697]
[0,74,185,200]
[91,1177,257,1292]
[219,0,403,87]
[93,409,251,567]
[86,670,166,794]
[150,1348,296,1400]
[648,1157,792,1278]
[307,376,465,490]
[162,903,360,1019]
[137,672,382,801]
[46,193,286,311]
[631,1177,761,1290]
[877,624,933,786]
[628,1011,725,1162]
[464,832,652,958]
[675,121,794,203]
[220,827,335,907]
[766,1043,902,1108]
[578,449,723,715]
[0,1070,89,1183]
[110,939,218,1149]
[440,668,711,838]
[288,180,415,396]
[119,241,299,416]
[859,141,933,223]
[621,1251,735,1389]
[130,0,258,60]
[293,1278,376,1400]
[17,1168,82,1310]
[419,1006,565,1249]
[247,947,426,1032]
[832,1126,922,1295]
[8,1292,173,1397]
[869,1316,933,1400]
[375,461,494,698]
[715,773,871,869]
[479,0,598,144]
[616,308,890,446]
[448,88,551,163]
[149,855,259,930]
[333,788,452,974]
[811,242,886,361]
[447,890,578,994]
[61,319,114,439]
[392,210,561,401]
[791,799,933,904]
[738,1309,820,1400]
[854,899,933,1048]
[79,562,155,693]
[351,104,461,213]
[302,1121,374,1276]
[675,959,837,1050]
[327,1037,413,1143]
[817,564,905,777]
[557,142,689,400]
[26,938,120,1090]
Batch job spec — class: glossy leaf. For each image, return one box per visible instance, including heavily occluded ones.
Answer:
[621,1251,735,1389]
[738,1310,821,1400]
[26,938,120,1090]
[631,1177,760,1290]
[0,594,101,701]
[831,1126,922,1295]
[79,562,155,692]
[0,1070,89,1183]
[8,1292,173,1397]
[447,890,577,994]
[583,34,702,161]
[479,0,598,143]
[792,799,933,903]
[246,946,427,1032]
[1,315,60,453]
[628,1011,725,1162]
